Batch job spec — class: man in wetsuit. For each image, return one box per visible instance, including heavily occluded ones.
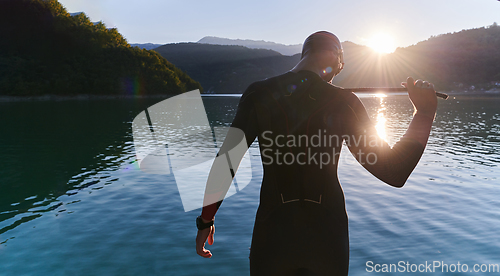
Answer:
[195,31,438,275]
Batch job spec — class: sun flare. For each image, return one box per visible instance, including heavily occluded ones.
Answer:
[368,33,396,54]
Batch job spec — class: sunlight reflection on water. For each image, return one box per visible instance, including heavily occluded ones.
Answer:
[375,96,388,141]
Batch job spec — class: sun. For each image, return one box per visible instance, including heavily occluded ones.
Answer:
[368,33,396,54]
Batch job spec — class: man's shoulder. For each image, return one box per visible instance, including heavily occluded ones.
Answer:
[241,71,360,104]
[241,72,293,101]
[250,72,294,90]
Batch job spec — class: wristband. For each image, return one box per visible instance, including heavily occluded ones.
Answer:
[196,216,214,230]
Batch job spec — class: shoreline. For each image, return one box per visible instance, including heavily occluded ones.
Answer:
[0,94,179,102]
[1,91,498,102]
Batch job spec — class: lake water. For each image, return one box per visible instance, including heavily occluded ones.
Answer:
[0,94,499,275]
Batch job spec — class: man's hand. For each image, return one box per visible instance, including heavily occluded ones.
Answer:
[402,77,438,119]
[196,222,215,258]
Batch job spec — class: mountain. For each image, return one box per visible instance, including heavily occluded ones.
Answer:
[198,36,302,56]
[130,43,163,50]
[156,25,500,93]
[0,0,202,96]
[154,43,298,93]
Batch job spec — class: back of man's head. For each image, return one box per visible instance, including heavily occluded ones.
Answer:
[301,31,342,59]
[299,31,344,80]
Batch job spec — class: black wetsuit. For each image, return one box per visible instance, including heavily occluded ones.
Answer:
[202,70,432,276]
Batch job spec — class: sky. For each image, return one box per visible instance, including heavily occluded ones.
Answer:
[58,0,500,50]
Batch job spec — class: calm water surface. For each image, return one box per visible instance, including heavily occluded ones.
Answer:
[0,94,499,275]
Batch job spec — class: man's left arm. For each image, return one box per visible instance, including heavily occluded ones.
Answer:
[196,88,259,258]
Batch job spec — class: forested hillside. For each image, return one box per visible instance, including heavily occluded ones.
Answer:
[0,0,202,96]
[337,24,500,91]
[156,25,500,93]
